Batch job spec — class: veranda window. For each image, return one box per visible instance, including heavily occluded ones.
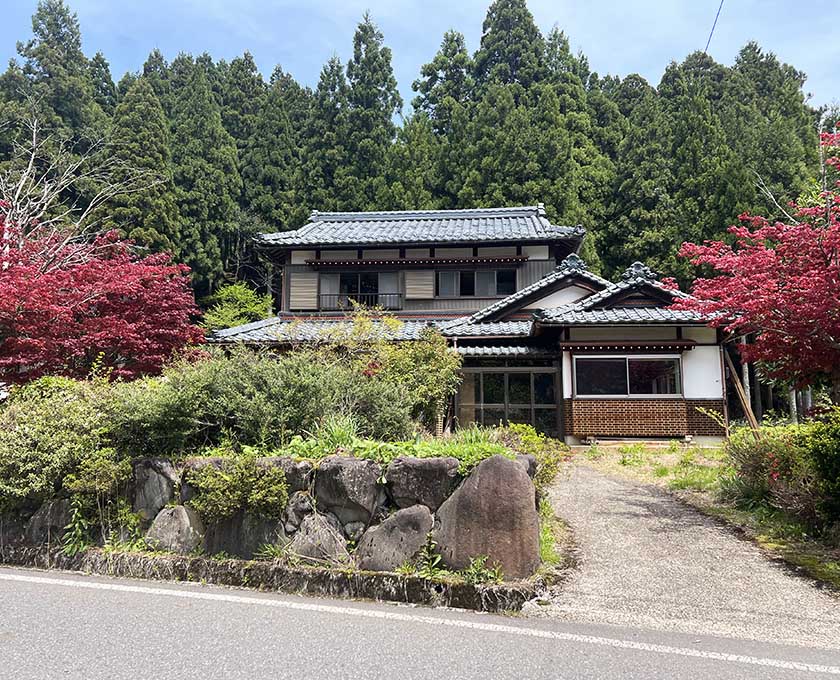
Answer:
[574,356,682,397]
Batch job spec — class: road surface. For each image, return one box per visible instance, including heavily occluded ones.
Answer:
[0,567,838,679]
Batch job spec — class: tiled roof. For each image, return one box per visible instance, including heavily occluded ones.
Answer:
[537,306,705,325]
[572,261,689,311]
[466,253,610,323]
[257,205,584,248]
[456,345,553,357]
[439,319,535,337]
[209,317,438,343]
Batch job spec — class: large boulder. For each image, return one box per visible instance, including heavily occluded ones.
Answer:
[24,499,71,544]
[290,512,349,565]
[432,455,540,580]
[356,505,433,572]
[133,459,179,522]
[314,456,383,525]
[203,512,286,559]
[179,458,224,504]
[516,454,537,480]
[0,514,26,546]
[145,506,205,554]
[256,456,313,493]
[385,456,460,512]
[283,491,313,534]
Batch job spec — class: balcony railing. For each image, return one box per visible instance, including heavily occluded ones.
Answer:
[319,293,404,311]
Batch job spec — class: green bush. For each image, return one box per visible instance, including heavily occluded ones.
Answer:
[108,346,415,456]
[724,423,826,528]
[201,282,272,332]
[804,408,840,520]
[0,377,117,512]
[186,449,289,523]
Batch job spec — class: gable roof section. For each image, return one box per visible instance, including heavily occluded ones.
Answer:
[538,262,702,325]
[257,205,584,249]
[571,261,689,312]
[465,253,610,323]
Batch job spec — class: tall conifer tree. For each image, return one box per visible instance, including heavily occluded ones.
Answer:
[105,77,181,255]
[171,67,241,294]
[241,79,300,228]
[344,13,402,210]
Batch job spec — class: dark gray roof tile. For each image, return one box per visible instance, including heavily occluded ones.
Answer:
[258,205,583,248]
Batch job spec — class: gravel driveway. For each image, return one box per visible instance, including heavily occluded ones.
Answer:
[527,463,840,649]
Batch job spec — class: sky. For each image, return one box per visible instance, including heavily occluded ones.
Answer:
[1,0,837,110]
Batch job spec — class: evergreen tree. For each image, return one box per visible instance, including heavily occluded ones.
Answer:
[344,13,402,210]
[377,112,440,210]
[298,57,350,213]
[170,67,241,294]
[473,0,545,94]
[142,48,171,113]
[602,89,676,276]
[220,52,265,150]
[105,77,181,255]
[88,51,116,116]
[115,71,137,100]
[269,66,313,149]
[16,0,105,138]
[241,79,299,227]
[412,30,474,135]
[543,28,613,260]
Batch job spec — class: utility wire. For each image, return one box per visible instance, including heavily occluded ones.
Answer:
[704,0,725,53]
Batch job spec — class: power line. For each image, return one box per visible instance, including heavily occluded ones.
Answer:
[704,0,725,54]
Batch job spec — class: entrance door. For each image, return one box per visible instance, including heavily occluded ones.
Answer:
[456,364,560,437]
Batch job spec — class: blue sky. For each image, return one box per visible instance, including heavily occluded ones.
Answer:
[2,0,837,110]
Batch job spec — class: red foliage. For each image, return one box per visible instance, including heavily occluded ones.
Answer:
[0,211,203,382]
[673,129,840,395]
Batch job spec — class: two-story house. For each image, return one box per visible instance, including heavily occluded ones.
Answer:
[211,205,727,444]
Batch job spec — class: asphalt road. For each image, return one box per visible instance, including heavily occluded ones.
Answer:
[1,567,839,679]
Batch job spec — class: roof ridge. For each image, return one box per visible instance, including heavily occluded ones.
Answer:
[308,205,544,222]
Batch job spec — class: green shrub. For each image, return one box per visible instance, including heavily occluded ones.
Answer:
[0,377,116,512]
[201,282,272,332]
[724,424,823,527]
[107,346,415,455]
[804,408,840,520]
[186,450,289,523]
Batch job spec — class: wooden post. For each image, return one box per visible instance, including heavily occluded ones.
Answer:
[724,350,761,439]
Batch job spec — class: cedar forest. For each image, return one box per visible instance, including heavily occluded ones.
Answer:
[0,0,824,299]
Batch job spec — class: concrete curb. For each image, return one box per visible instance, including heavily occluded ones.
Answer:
[0,545,542,613]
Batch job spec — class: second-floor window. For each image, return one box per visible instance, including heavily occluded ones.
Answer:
[320,272,400,309]
[435,269,516,298]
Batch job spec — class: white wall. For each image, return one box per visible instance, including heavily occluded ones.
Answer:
[683,327,717,343]
[569,326,679,341]
[562,351,573,398]
[523,284,591,309]
[682,346,724,398]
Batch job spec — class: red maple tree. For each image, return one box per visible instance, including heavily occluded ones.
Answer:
[673,125,840,402]
[0,210,203,382]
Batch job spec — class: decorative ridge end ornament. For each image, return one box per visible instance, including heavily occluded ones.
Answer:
[621,261,657,282]
[557,253,587,272]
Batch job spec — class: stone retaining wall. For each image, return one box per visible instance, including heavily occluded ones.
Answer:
[2,453,545,593]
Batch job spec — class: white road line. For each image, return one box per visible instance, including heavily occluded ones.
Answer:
[1,571,838,675]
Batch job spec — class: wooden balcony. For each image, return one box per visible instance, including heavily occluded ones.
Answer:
[318,293,403,311]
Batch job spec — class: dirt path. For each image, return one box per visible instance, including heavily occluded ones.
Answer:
[527,463,840,649]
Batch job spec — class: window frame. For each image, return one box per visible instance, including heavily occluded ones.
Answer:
[457,365,560,434]
[434,269,518,299]
[572,354,683,399]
